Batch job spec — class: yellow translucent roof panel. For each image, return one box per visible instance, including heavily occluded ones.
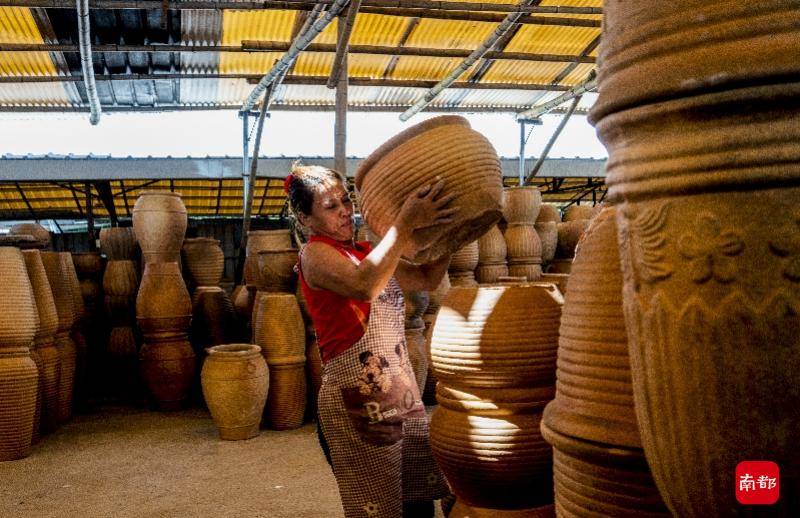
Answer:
[560,63,595,85]
[350,13,407,46]
[218,51,284,75]
[0,7,60,77]
[220,9,296,74]
[293,53,393,79]
[405,19,498,49]
[481,60,570,85]
[389,56,478,82]
[505,25,599,56]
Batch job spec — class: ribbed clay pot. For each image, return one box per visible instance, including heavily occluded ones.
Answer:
[507,261,543,282]
[476,263,509,284]
[256,249,298,293]
[132,191,187,264]
[0,247,38,349]
[252,292,305,361]
[245,230,292,286]
[103,260,139,297]
[305,336,323,414]
[502,186,542,225]
[542,208,667,516]
[590,2,800,514]
[449,241,479,273]
[99,227,137,261]
[556,220,590,259]
[136,262,192,335]
[191,286,233,350]
[0,348,38,461]
[477,225,507,265]
[536,204,561,224]
[504,223,542,263]
[264,358,307,430]
[405,325,428,393]
[139,335,196,411]
[562,205,593,222]
[9,223,51,248]
[430,384,554,510]
[54,332,76,423]
[430,284,562,388]
[355,115,503,264]
[182,238,224,287]
[201,344,269,441]
[72,252,103,277]
[535,222,558,265]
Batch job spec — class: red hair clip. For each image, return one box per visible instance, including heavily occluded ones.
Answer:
[283,173,294,194]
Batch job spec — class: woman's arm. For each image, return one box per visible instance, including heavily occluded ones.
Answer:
[302,181,458,301]
[394,254,451,292]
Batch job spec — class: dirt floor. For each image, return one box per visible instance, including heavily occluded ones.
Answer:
[0,407,346,517]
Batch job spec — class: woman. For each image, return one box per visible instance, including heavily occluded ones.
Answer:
[286,165,457,518]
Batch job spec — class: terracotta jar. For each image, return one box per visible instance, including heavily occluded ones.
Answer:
[22,250,60,434]
[0,348,38,461]
[136,262,192,335]
[103,260,139,297]
[191,286,233,350]
[245,230,292,286]
[252,292,305,362]
[71,252,103,276]
[139,334,196,410]
[201,344,268,440]
[256,249,299,293]
[430,384,554,510]
[477,225,507,264]
[9,223,51,248]
[502,186,542,225]
[53,333,76,424]
[132,191,187,264]
[449,241,479,272]
[182,238,225,287]
[63,254,85,322]
[536,204,561,224]
[355,115,503,264]
[430,284,562,388]
[264,357,307,430]
[556,220,590,259]
[507,261,542,282]
[504,223,542,263]
[0,247,38,349]
[590,2,800,515]
[476,263,509,284]
[99,227,137,261]
[535,222,558,265]
[562,205,593,222]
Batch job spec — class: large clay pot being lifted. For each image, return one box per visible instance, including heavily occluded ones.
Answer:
[356,115,503,264]
[590,1,800,515]
[132,191,187,264]
[201,344,268,441]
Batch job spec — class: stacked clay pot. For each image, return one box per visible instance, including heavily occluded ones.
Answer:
[429,283,563,513]
[502,187,543,281]
[9,223,51,249]
[476,225,508,284]
[22,250,60,437]
[541,208,668,516]
[136,262,195,410]
[63,254,88,411]
[201,344,269,441]
[404,290,430,393]
[241,230,293,340]
[589,2,800,515]
[421,272,450,405]
[40,252,76,424]
[132,191,188,265]
[100,228,140,402]
[0,247,39,461]
[72,252,105,401]
[356,115,503,264]
[448,241,479,287]
[253,249,306,430]
[296,279,322,421]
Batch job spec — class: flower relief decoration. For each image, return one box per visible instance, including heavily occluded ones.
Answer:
[769,211,800,282]
[678,212,744,284]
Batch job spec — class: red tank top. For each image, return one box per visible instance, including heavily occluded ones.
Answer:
[298,235,373,363]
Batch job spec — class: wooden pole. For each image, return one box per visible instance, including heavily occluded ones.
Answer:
[334,16,348,175]
[327,0,361,89]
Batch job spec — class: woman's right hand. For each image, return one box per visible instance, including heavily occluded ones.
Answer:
[395,179,459,237]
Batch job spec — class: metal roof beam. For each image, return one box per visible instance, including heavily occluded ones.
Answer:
[94,181,119,225]
[76,0,102,124]
[516,69,596,120]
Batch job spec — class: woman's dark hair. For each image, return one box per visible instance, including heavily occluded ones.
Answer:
[285,163,347,243]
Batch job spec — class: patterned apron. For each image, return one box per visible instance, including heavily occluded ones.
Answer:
[318,277,449,518]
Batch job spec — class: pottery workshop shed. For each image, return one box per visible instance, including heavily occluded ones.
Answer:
[6,1,790,517]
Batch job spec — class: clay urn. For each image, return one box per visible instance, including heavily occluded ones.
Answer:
[475,263,509,284]
[201,344,269,441]
[0,247,38,349]
[252,292,305,362]
[536,204,561,224]
[132,191,187,264]
[502,186,542,225]
[136,262,192,335]
[535,221,558,264]
[139,335,196,411]
[263,356,307,431]
[99,227,137,261]
[245,230,292,286]
[355,115,503,264]
[562,205,593,222]
[477,225,507,265]
[182,237,225,287]
[256,248,298,293]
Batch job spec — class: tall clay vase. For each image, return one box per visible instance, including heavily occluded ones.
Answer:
[136,262,192,335]
[252,292,305,362]
[0,247,39,460]
[541,208,667,516]
[201,344,269,441]
[245,230,292,286]
[132,191,188,264]
[99,227,137,261]
[502,186,542,225]
[22,250,60,437]
[590,2,800,515]
[355,115,503,263]
[182,238,224,287]
[448,241,479,287]
[477,225,507,264]
[264,358,307,431]
[139,335,196,411]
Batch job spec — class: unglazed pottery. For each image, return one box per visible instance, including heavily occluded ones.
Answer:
[556,220,590,259]
[136,262,192,335]
[562,205,593,222]
[263,357,307,430]
[132,191,187,264]
[0,248,38,349]
[355,115,503,263]
[535,222,558,264]
[256,249,298,292]
[0,348,38,461]
[477,225,507,265]
[252,292,305,361]
[536,204,561,224]
[99,227,137,261]
[245,230,292,286]
[139,335,196,410]
[9,223,51,248]
[182,238,225,287]
[502,186,542,225]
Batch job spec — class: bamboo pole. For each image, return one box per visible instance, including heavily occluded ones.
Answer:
[516,70,596,120]
[76,0,101,124]
[327,0,361,89]
[334,16,348,174]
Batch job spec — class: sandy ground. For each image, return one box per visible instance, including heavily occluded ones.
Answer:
[0,407,345,518]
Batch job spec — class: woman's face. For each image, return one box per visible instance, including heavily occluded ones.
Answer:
[301,180,354,242]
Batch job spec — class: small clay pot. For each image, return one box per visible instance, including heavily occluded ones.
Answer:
[99,227,137,261]
[182,237,224,287]
[562,205,594,222]
[256,249,298,293]
[132,191,187,264]
[502,186,542,225]
[202,344,269,441]
[536,205,561,224]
